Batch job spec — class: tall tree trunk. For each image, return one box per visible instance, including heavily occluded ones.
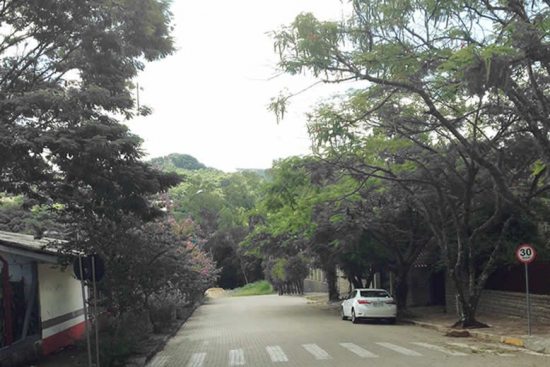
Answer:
[394,267,410,312]
[460,301,479,328]
[454,292,484,328]
[235,251,249,285]
[451,270,487,328]
[365,266,376,288]
[324,265,339,301]
[449,216,512,328]
[351,274,363,289]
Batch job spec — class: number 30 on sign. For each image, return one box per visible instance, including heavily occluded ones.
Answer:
[516,244,536,264]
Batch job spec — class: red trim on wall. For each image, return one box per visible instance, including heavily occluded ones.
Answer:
[41,321,86,355]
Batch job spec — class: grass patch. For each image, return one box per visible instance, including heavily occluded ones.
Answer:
[231,280,274,296]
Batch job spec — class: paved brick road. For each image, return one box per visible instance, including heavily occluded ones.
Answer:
[146,295,548,367]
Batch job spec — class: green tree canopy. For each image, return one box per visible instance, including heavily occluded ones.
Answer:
[0,0,178,220]
[273,0,550,209]
[150,153,207,171]
[271,0,550,326]
[165,168,266,288]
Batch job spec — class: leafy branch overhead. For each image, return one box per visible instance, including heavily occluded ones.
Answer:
[273,0,550,207]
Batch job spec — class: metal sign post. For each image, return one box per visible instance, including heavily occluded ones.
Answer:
[74,254,105,367]
[92,256,101,367]
[524,263,531,336]
[78,256,93,367]
[515,244,536,336]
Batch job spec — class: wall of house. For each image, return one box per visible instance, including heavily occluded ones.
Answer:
[407,267,432,306]
[445,276,550,322]
[407,267,447,307]
[303,268,360,298]
[304,268,329,293]
[337,273,352,297]
[477,290,550,323]
[37,264,86,355]
[303,278,328,293]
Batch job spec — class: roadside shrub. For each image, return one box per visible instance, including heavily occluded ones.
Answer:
[97,332,137,367]
[148,292,179,333]
[86,312,151,367]
[232,280,274,296]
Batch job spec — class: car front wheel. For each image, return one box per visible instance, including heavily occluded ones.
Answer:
[340,307,347,320]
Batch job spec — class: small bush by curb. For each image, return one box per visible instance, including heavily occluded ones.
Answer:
[231,281,274,297]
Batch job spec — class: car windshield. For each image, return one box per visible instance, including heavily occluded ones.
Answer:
[359,290,390,298]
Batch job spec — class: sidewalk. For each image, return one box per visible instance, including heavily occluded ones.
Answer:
[401,306,550,354]
[304,293,550,354]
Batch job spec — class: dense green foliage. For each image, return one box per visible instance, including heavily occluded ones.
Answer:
[155,159,266,288]
[0,3,218,364]
[150,153,207,171]
[231,280,274,297]
[0,195,65,237]
[269,0,550,326]
[0,0,180,221]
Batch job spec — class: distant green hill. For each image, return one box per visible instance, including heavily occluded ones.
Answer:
[149,153,207,171]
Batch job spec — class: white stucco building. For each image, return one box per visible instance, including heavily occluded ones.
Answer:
[0,231,86,364]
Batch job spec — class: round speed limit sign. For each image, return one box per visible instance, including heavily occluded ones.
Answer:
[516,244,536,264]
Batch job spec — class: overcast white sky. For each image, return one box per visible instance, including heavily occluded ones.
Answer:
[128,0,348,172]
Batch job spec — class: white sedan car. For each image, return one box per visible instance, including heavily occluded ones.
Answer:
[340,288,397,324]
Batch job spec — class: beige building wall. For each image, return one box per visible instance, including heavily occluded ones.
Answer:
[304,267,354,298]
[37,264,85,339]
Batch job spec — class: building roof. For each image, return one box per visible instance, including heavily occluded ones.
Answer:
[0,230,62,262]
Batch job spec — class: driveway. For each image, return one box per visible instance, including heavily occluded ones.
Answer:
[147,294,548,367]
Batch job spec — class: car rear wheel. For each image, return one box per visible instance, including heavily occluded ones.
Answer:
[387,317,396,324]
[351,309,359,324]
[340,307,347,320]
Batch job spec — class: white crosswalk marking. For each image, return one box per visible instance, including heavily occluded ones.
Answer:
[150,339,540,366]
[446,342,473,350]
[411,342,467,356]
[302,343,332,360]
[229,349,245,366]
[339,343,379,358]
[187,352,206,367]
[148,355,170,367]
[266,345,289,362]
[376,342,423,356]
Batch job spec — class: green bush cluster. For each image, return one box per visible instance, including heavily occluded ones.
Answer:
[231,280,274,296]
